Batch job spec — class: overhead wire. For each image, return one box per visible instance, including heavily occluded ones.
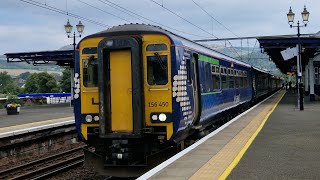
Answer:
[76,0,130,23]
[149,0,241,59]
[149,0,217,38]
[98,0,211,38]
[191,0,239,38]
[191,0,260,58]
[20,0,110,27]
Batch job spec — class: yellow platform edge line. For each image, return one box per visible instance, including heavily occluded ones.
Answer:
[218,91,286,180]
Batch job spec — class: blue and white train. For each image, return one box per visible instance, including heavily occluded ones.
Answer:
[73,24,282,176]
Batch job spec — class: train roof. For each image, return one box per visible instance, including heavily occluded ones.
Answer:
[83,24,251,68]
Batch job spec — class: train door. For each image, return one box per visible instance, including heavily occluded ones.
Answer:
[191,53,201,125]
[98,37,143,136]
[109,50,133,132]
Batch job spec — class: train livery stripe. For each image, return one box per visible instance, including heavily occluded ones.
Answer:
[199,54,219,65]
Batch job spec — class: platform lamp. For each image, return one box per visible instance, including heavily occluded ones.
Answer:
[287,6,310,111]
[64,20,85,106]
[64,20,85,61]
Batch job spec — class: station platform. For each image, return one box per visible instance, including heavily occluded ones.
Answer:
[139,90,320,179]
[0,104,74,138]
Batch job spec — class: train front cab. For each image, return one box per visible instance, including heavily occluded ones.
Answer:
[78,33,174,176]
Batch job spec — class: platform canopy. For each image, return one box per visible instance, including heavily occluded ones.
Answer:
[5,50,74,67]
[257,33,320,73]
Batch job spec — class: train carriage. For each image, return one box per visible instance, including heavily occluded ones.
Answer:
[73,24,280,177]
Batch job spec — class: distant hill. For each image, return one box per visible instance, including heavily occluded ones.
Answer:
[1,48,64,75]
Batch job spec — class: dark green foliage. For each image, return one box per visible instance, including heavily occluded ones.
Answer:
[24,72,59,93]
[24,73,40,93]
[60,68,71,93]
[0,71,21,95]
[6,94,23,105]
[18,72,31,80]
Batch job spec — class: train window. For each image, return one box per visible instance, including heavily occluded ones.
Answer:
[243,77,248,87]
[235,77,240,88]
[83,56,98,87]
[228,68,231,74]
[240,77,244,87]
[221,75,228,89]
[212,65,216,73]
[147,44,167,51]
[212,74,220,90]
[147,54,168,85]
[186,59,191,83]
[229,76,234,88]
[82,47,97,54]
[205,63,212,92]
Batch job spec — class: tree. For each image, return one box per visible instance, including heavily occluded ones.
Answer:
[0,71,21,95]
[60,68,71,93]
[24,72,59,93]
[18,72,31,80]
[24,73,39,93]
[38,72,59,93]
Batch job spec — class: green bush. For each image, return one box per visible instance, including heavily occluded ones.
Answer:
[6,95,24,106]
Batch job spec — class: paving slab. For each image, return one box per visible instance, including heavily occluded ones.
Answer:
[228,92,320,180]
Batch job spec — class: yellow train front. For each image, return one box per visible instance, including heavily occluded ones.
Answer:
[74,24,175,176]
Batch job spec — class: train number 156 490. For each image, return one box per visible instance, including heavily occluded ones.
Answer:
[148,102,169,107]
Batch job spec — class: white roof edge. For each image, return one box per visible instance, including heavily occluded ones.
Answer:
[252,66,269,73]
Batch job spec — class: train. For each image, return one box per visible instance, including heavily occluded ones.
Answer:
[73,24,282,177]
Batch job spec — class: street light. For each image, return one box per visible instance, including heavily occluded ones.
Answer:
[64,20,85,106]
[287,6,310,111]
[64,19,85,60]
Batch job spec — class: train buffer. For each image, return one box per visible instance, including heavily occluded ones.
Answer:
[138,90,320,179]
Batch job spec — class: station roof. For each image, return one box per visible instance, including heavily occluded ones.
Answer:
[4,50,74,67]
[257,33,320,73]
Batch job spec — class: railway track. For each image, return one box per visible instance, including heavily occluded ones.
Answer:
[0,146,85,180]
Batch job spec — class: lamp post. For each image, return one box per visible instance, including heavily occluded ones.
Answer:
[64,20,85,106]
[287,6,309,111]
[64,20,85,62]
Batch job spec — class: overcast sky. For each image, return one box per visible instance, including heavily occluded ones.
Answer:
[0,0,319,55]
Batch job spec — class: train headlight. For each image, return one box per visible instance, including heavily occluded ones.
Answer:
[151,115,158,121]
[159,113,167,122]
[94,116,99,121]
[85,115,93,122]
[151,113,171,123]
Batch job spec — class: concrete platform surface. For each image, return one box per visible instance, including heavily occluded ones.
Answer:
[228,92,320,179]
[139,91,285,180]
[0,103,73,128]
